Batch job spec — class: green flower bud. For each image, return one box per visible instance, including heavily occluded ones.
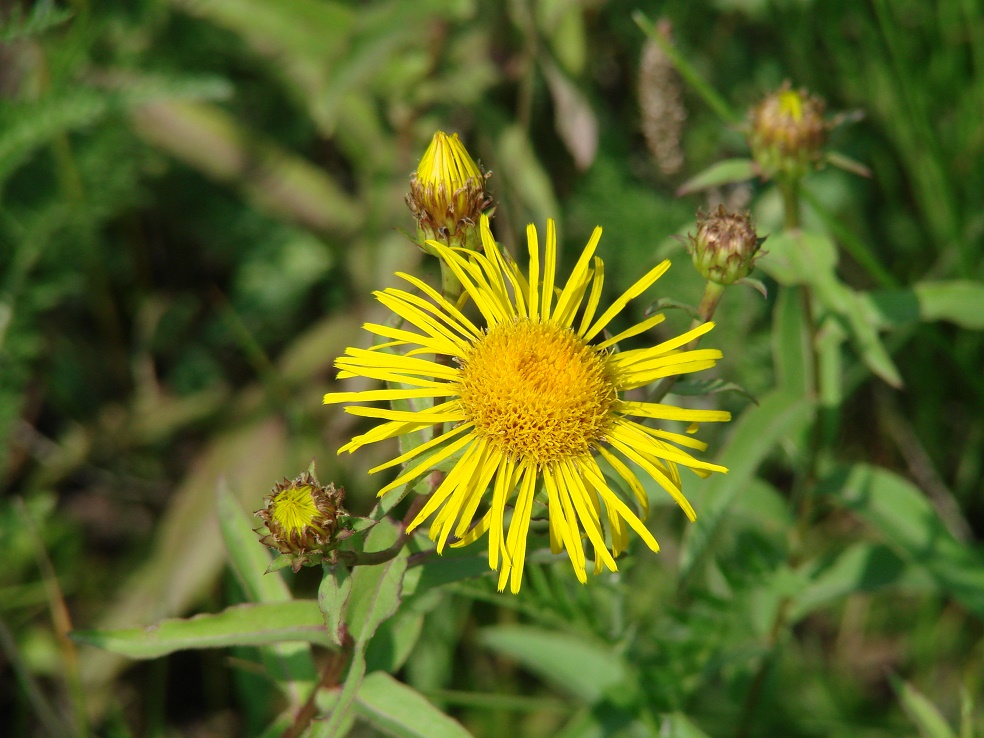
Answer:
[255,472,346,571]
[748,82,828,182]
[686,205,765,286]
[406,131,493,254]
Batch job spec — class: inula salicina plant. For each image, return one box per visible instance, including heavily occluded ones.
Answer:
[5,2,984,737]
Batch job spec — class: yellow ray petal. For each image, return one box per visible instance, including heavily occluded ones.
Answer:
[338,419,424,453]
[607,430,696,521]
[525,221,540,319]
[553,226,602,326]
[482,225,529,319]
[367,422,473,475]
[580,457,662,553]
[501,464,538,593]
[374,291,470,352]
[595,444,650,519]
[541,220,558,320]
[544,464,586,580]
[376,432,474,498]
[486,456,518,570]
[344,402,464,425]
[324,386,457,404]
[558,460,617,571]
[363,322,460,356]
[582,260,671,342]
[618,401,731,424]
[453,450,507,539]
[594,312,666,351]
[394,271,481,338]
[615,419,728,474]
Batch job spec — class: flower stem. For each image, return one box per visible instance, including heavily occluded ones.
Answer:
[779,176,801,231]
[737,176,824,738]
[648,280,726,403]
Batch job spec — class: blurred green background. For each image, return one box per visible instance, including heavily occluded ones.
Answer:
[1,0,982,736]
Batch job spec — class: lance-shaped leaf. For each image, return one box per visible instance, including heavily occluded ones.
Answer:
[72,601,334,659]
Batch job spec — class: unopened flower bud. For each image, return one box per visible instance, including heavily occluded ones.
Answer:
[748,83,827,181]
[406,131,492,253]
[687,205,765,286]
[255,472,346,571]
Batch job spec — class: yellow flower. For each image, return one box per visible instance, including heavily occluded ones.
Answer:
[324,216,730,593]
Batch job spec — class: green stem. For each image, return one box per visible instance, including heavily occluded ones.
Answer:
[648,281,726,403]
[737,177,824,738]
[779,176,801,231]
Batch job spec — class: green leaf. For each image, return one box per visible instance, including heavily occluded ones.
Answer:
[0,91,107,185]
[0,3,74,42]
[772,285,813,396]
[679,390,815,580]
[316,519,410,737]
[217,481,290,604]
[790,543,933,623]
[364,607,424,674]
[404,555,493,597]
[861,281,984,331]
[760,231,837,286]
[217,482,317,692]
[670,377,757,404]
[311,650,366,738]
[660,713,713,738]
[71,601,333,659]
[355,672,473,738]
[820,464,984,619]
[541,56,597,171]
[825,150,872,178]
[675,158,757,196]
[478,625,629,703]
[131,100,362,236]
[346,520,409,643]
[892,676,959,738]
[318,563,353,648]
[762,232,903,387]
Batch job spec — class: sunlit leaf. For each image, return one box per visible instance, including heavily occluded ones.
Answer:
[72,601,333,658]
[892,676,959,738]
[478,625,630,704]
[679,390,815,579]
[355,672,472,738]
[820,464,984,619]
[676,158,757,196]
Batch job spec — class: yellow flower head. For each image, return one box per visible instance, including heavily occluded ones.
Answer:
[406,131,492,252]
[324,217,730,593]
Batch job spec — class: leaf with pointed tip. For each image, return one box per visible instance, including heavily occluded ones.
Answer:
[826,150,872,178]
[217,482,317,693]
[676,158,757,196]
[72,601,334,659]
[819,464,984,619]
[355,672,473,738]
[318,564,352,648]
[859,281,984,332]
[671,378,758,405]
[892,676,958,738]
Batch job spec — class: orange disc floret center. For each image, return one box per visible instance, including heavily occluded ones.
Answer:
[457,318,618,465]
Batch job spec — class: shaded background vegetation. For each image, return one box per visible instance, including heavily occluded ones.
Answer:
[2,0,982,736]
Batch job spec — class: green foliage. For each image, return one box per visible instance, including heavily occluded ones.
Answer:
[4,0,984,736]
